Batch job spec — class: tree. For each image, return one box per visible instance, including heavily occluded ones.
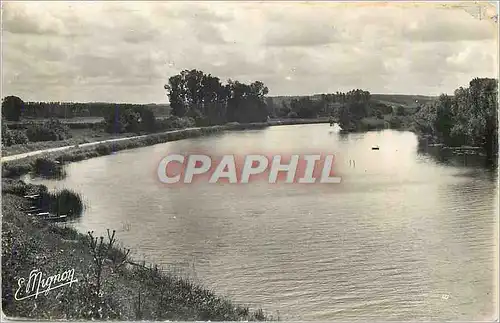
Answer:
[456,78,498,161]
[165,70,270,125]
[104,106,156,134]
[434,94,454,143]
[165,75,187,117]
[413,77,498,163]
[2,96,24,121]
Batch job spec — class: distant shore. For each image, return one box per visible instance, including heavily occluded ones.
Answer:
[1,118,330,178]
[2,117,330,159]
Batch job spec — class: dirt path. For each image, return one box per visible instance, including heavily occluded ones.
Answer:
[1,127,201,163]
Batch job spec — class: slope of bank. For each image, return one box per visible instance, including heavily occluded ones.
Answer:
[1,191,271,320]
[1,118,329,160]
[1,119,329,178]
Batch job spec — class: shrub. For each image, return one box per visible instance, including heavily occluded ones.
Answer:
[50,189,84,216]
[26,119,71,142]
[34,189,84,216]
[2,129,29,146]
[31,157,66,179]
[389,116,403,128]
[96,144,112,155]
[1,179,29,195]
[11,130,29,144]
[287,111,299,118]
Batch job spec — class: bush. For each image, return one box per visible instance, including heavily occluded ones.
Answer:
[155,116,196,131]
[1,179,47,196]
[394,106,405,116]
[194,116,211,127]
[48,189,84,216]
[29,188,84,217]
[2,160,32,178]
[287,111,299,118]
[96,144,112,155]
[31,157,65,179]
[26,119,71,142]
[1,179,29,195]
[389,117,403,128]
[2,129,29,146]
[10,130,29,144]
[104,106,156,134]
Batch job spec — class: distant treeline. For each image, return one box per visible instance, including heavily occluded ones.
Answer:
[164,69,390,129]
[1,96,169,121]
[269,90,374,121]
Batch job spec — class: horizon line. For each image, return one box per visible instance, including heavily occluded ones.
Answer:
[4,92,443,106]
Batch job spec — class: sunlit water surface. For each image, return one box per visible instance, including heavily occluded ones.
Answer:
[27,125,498,320]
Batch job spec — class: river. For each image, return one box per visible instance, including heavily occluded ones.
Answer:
[25,124,498,320]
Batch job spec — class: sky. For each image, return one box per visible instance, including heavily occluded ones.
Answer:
[1,1,499,104]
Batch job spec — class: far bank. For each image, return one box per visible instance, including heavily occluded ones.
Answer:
[2,118,330,178]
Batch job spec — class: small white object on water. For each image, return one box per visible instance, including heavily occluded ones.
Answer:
[173,216,176,219]
[441,294,450,300]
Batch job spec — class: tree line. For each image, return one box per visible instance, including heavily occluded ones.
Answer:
[4,72,495,162]
[267,90,373,120]
[413,77,498,162]
[1,96,169,121]
[165,69,269,125]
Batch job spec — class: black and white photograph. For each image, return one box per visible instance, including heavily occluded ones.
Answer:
[1,1,499,321]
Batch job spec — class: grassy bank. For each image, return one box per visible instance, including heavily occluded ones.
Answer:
[2,128,139,157]
[2,193,271,320]
[2,119,329,178]
[2,118,329,157]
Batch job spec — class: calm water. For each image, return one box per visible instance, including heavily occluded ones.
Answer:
[27,124,498,320]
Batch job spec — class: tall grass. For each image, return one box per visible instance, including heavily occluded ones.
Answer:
[1,178,47,196]
[46,189,85,216]
[2,194,272,320]
[1,180,84,217]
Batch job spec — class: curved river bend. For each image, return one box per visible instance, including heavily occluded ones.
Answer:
[27,124,498,320]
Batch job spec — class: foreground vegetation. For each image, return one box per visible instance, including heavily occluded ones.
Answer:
[2,192,271,320]
[2,179,84,217]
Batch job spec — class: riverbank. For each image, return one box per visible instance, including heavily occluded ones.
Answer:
[1,191,272,320]
[2,118,329,159]
[344,116,491,159]
[1,119,329,178]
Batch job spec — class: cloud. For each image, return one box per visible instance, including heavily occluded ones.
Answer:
[2,2,498,103]
[3,2,66,35]
[263,21,341,47]
[401,8,497,42]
